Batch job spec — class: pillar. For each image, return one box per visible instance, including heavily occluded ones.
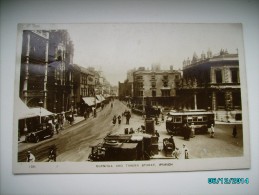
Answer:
[23,33,30,133]
[194,92,197,110]
[212,91,216,111]
[225,91,233,110]
[23,33,30,104]
[43,37,49,109]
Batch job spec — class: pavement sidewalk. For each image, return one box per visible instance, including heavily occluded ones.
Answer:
[18,115,85,144]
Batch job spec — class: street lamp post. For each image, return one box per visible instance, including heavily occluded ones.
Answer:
[142,94,145,118]
[39,100,43,124]
[71,100,74,112]
[54,100,57,114]
[94,89,97,118]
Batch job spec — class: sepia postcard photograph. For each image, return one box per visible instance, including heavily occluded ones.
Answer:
[13,23,250,173]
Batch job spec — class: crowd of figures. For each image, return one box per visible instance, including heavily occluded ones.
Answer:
[46,112,75,134]
[112,110,131,125]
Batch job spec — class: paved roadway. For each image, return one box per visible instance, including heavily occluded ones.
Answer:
[18,99,131,162]
[18,100,244,162]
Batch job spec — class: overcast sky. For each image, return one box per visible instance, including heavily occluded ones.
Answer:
[67,23,243,86]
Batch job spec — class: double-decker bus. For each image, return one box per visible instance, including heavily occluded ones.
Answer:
[166,110,215,135]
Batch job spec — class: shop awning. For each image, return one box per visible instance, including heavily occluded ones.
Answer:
[100,95,106,101]
[103,94,111,98]
[82,97,96,106]
[30,107,54,117]
[17,98,38,119]
[96,95,105,102]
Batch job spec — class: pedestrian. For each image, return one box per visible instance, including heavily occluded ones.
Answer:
[182,144,189,159]
[84,111,87,120]
[69,112,73,125]
[155,116,159,125]
[111,102,113,108]
[161,113,164,122]
[48,119,55,131]
[55,120,59,134]
[129,128,134,134]
[173,147,181,159]
[58,114,64,130]
[183,123,190,140]
[125,111,131,125]
[87,108,90,118]
[168,135,176,151]
[48,147,57,162]
[155,130,160,137]
[93,108,97,118]
[232,125,237,138]
[112,115,117,125]
[190,123,195,138]
[117,115,121,125]
[210,124,215,138]
[27,151,35,162]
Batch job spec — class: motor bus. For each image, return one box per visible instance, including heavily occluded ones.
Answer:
[166,110,215,135]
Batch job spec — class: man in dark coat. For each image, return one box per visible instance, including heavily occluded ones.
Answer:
[183,123,191,140]
[125,111,131,125]
[232,125,237,138]
[117,115,121,125]
[168,135,176,151]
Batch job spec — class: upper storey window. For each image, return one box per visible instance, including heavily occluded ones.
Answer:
[215,70,222,83]
[231,69,238,83]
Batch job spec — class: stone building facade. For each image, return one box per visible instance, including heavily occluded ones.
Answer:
[132,65,181,107]
[178,49,241,121]
[19,30,74,113]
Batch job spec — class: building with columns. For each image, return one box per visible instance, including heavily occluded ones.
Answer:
[178,49,241,122]
[19,30,74,113]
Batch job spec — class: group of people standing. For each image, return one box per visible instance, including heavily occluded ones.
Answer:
[112,115,122,125]
[112,110,132,125]
[183,123,195,141]
[45,113,66,135]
